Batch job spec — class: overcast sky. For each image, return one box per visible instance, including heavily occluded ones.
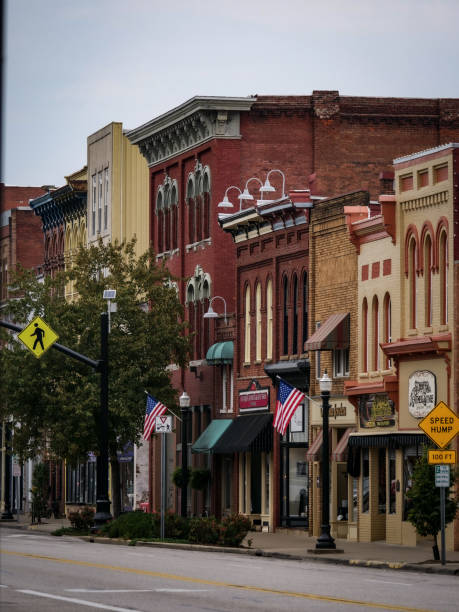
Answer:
[4,0,459,187]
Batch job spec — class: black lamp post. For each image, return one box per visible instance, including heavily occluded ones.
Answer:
[179,390,190,518]
[316,370,336,550]
[93,312,112,530]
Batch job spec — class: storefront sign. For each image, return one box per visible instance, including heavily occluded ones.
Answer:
[360,394,395,428]
[321,401,347,418]
[408,370,436,418]
[239,379,270,412]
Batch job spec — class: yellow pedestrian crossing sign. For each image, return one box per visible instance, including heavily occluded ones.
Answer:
[17,316,59,358]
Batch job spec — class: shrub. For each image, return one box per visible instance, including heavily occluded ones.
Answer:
[101,510,156,540]
[68,506,94,531]
[188,516,219,545]
[218,514,252,547]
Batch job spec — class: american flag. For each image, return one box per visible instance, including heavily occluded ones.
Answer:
[143,394,167,441]
[274,379,305,436]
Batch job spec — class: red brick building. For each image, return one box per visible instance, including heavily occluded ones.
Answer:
[127,92,459,523]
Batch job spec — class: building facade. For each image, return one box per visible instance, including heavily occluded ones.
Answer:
[344,144,458,549]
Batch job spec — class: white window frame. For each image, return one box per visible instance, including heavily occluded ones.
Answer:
[333,347,350,378]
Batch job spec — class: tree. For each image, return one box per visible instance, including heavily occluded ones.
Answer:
[1,239,190,517]
[406,448,457,560]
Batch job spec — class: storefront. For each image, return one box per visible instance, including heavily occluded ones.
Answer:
[307,396,357,539]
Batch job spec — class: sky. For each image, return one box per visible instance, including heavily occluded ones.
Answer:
[3,0,459,187]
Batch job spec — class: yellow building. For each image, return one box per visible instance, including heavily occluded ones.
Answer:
[345,143,457,550]
[87,122,149,255]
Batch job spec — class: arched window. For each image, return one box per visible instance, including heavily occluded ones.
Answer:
[171,184,178,250]
[187,284,196,360]
[244,285,251,363]
[423,233,433,327]
[292,275,298,355]
[255,282,262,362]
[203,171,211,240]
[187,177,195,244]
[372,295,379,371]
[302,272,308,350]
[439,231,448,324]
[408,236,417,329]
[266,279,273,360]
[362,298,368,372]
[383,293,391,369]
[202,280,210,355]
[156,191,164,253]
[282,277,289,356]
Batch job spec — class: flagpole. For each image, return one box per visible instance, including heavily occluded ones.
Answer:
[144,390,182,422]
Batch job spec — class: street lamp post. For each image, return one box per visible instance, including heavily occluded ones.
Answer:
[93,312,112,530]
[179,391,190,518]
[316,370,336,550]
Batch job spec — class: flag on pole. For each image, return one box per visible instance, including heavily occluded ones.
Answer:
[274,379,305,436]
[144,394,167,441]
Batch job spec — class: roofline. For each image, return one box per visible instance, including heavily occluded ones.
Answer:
[394,142,459,165]
[127,96,257,144]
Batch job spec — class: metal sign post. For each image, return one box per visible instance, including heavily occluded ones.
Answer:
[155,415,172,540]
[435,465,450,566]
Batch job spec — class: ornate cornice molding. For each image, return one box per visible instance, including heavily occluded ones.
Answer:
[127,96,255,167]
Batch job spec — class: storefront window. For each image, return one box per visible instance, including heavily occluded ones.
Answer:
[403,446,421,520]
[241,453,247,513]
[378,448,386,514]
[389,449,396,514]
[350,477,358,522]
[66,459,96,505]
[265,454,270,514]
[362,449,369,513]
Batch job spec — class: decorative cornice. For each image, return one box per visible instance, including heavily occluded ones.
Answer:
[381,333,451,357]
[127,96,255,167]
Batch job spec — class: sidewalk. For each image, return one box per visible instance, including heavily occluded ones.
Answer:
[2,514,458,576]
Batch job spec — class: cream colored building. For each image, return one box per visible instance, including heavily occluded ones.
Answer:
[345,143,457,549]
[87,122,149,256]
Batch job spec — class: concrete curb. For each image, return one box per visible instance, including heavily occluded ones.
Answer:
[1,523,457,576]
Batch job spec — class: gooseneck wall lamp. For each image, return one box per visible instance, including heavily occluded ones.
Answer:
[203,296,228,325]
[260,169,286,200]
[218,168,288,212]
[218,186,242,209]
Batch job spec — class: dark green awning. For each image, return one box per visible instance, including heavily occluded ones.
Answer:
[191,419,233,454]
[212,413,273,454]
[206,341,234,365]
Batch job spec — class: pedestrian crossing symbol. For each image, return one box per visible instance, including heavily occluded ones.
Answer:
[18,316,59,358]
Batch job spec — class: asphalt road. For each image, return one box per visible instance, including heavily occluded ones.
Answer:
[1,528,458,611]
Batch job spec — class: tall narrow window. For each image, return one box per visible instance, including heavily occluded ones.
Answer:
[372,295,379,371]
[156,192,164,253]
[408,237,417,329]
[439,231,448,325]
[98,172,102,232]
[244,285,251,363]
[266,279,273,360]
[92,175,96,235]
[187,179,195,245]
[383,293,391,368]
[378,448,386,514]
[362,449,369,513]
[389,449,396,514]
[424,234,432,327]
[104,168,109,230]
[302,272,308,349]
[282,277,289,355]
[362,298,368,372]
[255,282,262,362]
[292,274,298,355]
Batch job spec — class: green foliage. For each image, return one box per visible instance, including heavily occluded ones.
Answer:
[406,450,457,538]
[30,462,48,522]
[100,511,250,547]
[68,506,95,531]
[1,239,190,464]
[190,467,211,491]
[172,467,190,488]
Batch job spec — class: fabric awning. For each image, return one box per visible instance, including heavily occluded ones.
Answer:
[331,428,355,462]
[206,341,234,365]
[264,359,310,392]
[348,432,430,448]
[191,419,233,454]
[212,413,272,454]
[304,313,350,351]
[306,430,323,461]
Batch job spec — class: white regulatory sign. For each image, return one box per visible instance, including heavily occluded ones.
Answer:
[155,415,172,433]
[434,465,450,487]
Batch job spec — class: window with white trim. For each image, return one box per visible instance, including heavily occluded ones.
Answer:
[333,348,349,377]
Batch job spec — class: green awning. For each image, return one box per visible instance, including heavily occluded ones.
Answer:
[191,419,233,454]
[205,341,234,365]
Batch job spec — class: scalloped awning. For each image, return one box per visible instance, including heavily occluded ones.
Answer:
[205,341,234,365]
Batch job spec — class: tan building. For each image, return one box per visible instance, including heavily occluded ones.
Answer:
[87,122,149,256]
[345,143,457,550]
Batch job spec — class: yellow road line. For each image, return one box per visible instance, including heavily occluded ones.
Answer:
[0,549,438,612]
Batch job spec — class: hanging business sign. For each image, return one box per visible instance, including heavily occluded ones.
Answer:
[408,370,436,418]
[239,379,270,412]
[359,393,396,428]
